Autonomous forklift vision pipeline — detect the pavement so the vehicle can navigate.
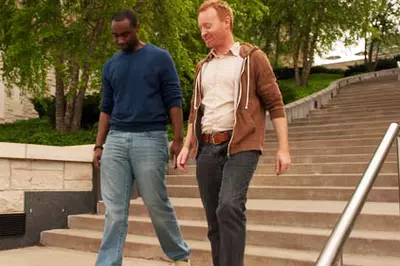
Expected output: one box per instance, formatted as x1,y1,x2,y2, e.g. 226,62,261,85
0,246,173,266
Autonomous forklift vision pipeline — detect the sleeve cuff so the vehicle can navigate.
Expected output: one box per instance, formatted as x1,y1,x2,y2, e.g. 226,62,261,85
269,108,286,120
167,99,182,110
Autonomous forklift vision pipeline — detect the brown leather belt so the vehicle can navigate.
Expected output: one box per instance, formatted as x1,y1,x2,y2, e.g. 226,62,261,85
200,131,232,144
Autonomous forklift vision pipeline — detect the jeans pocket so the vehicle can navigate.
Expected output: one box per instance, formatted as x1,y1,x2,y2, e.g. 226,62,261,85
144,130,167,139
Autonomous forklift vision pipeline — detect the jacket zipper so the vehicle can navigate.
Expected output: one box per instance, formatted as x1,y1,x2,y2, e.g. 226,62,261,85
227,56,248,157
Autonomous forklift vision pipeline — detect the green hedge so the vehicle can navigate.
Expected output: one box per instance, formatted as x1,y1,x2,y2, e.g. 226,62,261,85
0,118,97,146
344,54,400,77
274,66,345,80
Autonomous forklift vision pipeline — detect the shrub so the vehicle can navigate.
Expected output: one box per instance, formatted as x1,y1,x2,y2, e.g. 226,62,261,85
344,54,400,77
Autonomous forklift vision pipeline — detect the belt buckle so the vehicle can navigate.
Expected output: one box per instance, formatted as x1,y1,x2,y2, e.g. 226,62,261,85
211,132,217,144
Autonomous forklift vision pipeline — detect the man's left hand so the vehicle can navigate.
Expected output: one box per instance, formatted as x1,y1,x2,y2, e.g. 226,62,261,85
170,139,184,168
275,149,291,175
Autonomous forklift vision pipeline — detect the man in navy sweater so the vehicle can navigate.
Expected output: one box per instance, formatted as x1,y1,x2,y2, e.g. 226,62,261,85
93,9,191,266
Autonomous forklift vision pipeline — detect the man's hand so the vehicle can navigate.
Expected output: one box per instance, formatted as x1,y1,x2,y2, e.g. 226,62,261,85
93,148,103,169
170,139,183,168
275,149,291,175
177,146,190,172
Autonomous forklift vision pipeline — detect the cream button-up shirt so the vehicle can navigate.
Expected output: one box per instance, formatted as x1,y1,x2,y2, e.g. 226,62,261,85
201,42,241,134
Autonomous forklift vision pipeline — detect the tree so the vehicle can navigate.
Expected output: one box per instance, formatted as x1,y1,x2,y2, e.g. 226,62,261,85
363,0,400,70
0,0,200,131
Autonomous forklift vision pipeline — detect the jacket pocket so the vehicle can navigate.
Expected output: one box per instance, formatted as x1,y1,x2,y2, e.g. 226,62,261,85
233,109,256,144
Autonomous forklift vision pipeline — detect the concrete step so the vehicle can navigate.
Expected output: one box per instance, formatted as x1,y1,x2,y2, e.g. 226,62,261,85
265,137,384,148
329,97,400,107
262,145,396,156
0,246,171,266
267,128,390,138
326,100,400,110
336,81,398,92
257,154,397,164
287,121,398,131
165,185,399,202
310,104,400,115
305,109,400,119
166,173,399,187
284,123,395,135
290,114,399,126
169,162,398,175
335,87,400,97
98,198,400,232
336,91,400,98
40,228,400,266
266,132,387,141
68,215,400,257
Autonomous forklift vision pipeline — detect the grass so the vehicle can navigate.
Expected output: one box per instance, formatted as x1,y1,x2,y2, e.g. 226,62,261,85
279,73,343,103
0,73,343,146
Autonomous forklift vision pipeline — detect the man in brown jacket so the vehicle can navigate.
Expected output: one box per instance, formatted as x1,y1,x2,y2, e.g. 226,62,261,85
177,1,291,266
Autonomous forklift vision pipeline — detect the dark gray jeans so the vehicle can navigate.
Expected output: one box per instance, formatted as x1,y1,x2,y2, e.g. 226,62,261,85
196,141,260,266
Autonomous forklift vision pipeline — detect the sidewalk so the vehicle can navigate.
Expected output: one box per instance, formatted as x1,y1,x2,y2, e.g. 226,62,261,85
0,246,172,266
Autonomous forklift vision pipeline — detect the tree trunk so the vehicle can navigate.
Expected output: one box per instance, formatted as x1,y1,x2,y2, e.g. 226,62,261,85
301,32,318,87
54,0,67,132
55,55,66,132
300,31,310,86
64,58,80,131
273,23,281,69
289,19,301,86
70,65,90,131
373,41,381,71
367,40,375,71
69,17,104,132
364,37,368,64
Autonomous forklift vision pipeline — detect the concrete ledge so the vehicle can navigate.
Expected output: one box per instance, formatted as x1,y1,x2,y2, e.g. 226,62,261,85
266,68,400,129
0,143,92,162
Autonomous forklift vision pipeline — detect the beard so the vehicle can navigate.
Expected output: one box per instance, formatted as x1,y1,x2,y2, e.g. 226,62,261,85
120,38,139,52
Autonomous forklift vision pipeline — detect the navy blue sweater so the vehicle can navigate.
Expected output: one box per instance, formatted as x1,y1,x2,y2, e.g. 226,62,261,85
101,44,182,132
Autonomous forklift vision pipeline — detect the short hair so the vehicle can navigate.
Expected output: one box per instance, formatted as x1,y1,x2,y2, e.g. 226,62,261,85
111,9,138,26
199,0,234,30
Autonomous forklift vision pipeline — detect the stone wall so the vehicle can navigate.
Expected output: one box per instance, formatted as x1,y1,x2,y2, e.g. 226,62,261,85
0,81,38,124
0,143,93,214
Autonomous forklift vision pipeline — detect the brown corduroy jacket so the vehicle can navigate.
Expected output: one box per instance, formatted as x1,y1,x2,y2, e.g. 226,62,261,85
188,43,286,157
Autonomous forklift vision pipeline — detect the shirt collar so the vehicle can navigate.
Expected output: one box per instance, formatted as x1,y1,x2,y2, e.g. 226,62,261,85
210,42,241,58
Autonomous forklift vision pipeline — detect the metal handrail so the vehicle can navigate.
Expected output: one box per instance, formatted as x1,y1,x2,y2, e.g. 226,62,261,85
397,61,400,80
316,122,400,266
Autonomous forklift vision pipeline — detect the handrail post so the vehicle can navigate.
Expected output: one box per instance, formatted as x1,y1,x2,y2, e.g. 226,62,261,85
397,136,400,215
397,61,400,81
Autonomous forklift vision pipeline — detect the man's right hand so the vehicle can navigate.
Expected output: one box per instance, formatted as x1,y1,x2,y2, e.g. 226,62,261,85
93,148,103,169
177,146,190,172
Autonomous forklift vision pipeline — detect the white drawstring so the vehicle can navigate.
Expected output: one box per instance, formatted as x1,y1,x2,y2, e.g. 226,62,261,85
245,56,250,109
193,73,200,110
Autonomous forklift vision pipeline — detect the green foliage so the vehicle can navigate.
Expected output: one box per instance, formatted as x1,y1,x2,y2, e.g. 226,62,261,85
0,118,96,146
0,0,203,131
1,0,399,133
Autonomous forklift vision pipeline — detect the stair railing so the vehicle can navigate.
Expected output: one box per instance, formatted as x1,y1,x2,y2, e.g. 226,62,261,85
397,61,400,80
315,122,400,266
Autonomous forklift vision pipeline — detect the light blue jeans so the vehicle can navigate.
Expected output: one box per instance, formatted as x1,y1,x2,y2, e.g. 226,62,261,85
95,130,191,266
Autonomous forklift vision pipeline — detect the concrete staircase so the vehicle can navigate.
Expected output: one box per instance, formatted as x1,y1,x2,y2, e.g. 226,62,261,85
40,76,400,265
